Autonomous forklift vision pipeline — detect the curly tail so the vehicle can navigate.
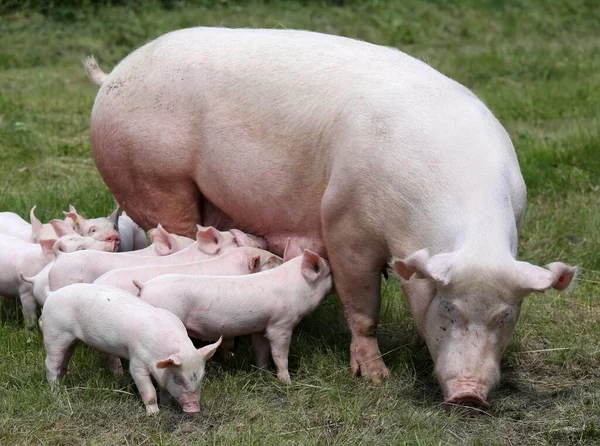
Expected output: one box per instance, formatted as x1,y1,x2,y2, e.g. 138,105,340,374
19,272,35,285
83,55,108,86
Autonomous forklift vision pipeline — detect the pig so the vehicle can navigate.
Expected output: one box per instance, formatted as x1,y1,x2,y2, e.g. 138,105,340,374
94,247,283,294
41,283,222,414
0,211,34,242
0,226,116,328
135,249,332,384
49,226,256,291
121,224,194,257
85,28,576,407
64,204,120,247
118,211,148,252
19,222,118,312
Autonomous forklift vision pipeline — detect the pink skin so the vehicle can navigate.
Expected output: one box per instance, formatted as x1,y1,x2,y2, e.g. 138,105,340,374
95,247,282,294
41,284,221,415
87,28,577,405
137,249,332,384
0,212,34,242
48,226,259,291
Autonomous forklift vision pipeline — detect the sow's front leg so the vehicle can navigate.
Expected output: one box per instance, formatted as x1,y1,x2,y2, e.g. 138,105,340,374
322,192,391,383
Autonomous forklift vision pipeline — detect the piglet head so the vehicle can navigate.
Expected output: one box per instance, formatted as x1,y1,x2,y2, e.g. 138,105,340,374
156,337,222,413
64,205,120,248
394,249,577,412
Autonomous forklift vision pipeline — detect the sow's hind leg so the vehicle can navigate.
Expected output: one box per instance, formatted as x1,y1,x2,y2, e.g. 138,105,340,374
92,127,203,239
105,174,202,239
321,189,391,383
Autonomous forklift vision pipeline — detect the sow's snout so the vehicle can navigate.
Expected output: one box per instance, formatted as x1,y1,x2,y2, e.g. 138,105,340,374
443,379,490,412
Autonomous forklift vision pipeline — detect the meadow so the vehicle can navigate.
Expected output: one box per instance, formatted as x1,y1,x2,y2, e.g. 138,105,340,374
0,1,599,444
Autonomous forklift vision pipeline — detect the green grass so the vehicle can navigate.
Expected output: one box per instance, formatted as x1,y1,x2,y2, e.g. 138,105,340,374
1,1,599,444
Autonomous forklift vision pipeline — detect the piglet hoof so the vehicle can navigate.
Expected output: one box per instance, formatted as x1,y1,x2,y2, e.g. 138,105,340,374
145,404,160,416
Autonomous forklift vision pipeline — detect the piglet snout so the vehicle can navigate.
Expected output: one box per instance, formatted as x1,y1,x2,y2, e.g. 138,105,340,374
443,379,490,412
180,393,200,413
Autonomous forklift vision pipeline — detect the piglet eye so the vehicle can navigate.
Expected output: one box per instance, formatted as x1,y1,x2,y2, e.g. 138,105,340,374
173,375,184,386
90,228,96,233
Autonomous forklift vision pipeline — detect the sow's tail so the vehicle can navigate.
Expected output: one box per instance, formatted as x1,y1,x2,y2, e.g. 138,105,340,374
83,55,107,86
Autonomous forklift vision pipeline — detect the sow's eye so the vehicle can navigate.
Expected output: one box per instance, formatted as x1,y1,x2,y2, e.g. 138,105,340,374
439,301,464,324
492,308,514,328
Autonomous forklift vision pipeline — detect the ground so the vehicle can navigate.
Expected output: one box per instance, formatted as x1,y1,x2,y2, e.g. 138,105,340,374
0,1,599,444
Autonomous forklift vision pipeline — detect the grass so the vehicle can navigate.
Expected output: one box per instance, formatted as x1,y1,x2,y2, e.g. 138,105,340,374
1,1,599,444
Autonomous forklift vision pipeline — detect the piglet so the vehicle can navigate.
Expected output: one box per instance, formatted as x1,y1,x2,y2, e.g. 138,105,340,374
94,247,283,295
135,249,332,383
41,283,222,414
0,211,33,242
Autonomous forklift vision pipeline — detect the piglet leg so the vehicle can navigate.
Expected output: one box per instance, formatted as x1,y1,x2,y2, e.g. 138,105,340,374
266,328,292,384
130,361,159,415
252,332,270,370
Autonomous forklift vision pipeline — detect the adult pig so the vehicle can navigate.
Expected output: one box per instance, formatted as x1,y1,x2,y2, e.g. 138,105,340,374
41,283,222,414
94,247,282,294
86,28,576,407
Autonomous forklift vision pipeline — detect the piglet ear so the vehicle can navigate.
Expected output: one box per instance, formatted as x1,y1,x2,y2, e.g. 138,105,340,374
30,206,43,242
394,249,454,286
156,355,182,369
64,209,86,233
149,224,175,256
40,239,57,260
230,229,268,249
248,254,261,273
198,336,222,361
50,219,76,237
108,200,120,228
196,226,223,255
516,261,577,294
301,249,323,282
265,255,283,270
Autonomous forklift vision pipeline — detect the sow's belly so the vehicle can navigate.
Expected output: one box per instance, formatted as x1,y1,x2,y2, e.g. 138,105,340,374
194,143,329,259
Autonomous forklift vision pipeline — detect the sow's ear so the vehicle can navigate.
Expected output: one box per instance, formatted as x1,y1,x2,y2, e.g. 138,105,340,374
301,249,324,282
198,336,222,361
515,261,577,294
393,248,454,286
156,354,182,369
196,226,223,255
